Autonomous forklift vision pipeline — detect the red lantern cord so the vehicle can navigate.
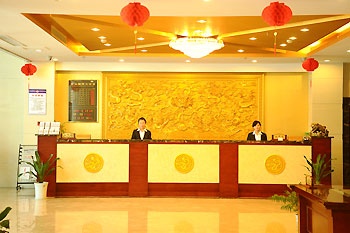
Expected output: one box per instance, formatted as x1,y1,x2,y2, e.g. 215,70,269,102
120,2,150,54
21,63,37,89
273,32,277,54
262,2,292,56
134,30,137,54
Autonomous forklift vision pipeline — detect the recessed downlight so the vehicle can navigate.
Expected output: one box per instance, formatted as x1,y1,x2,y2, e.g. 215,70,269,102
91,28,100,32
104,43,111,47
137,37,145,41
289,36,297,40
300,28,309,32
119,59,125,62
140,49,148,52
249,37,257,41
324,59,330,62
280,43,287,47
237,49,245,53
252,60,257,63
197,19,207,24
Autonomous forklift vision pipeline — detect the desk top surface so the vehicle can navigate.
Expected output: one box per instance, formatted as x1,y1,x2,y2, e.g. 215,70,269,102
56,138,311,145
292,184,350,209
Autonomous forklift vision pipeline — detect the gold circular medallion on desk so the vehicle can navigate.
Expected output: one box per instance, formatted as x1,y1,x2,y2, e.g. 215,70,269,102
84,153,104,173
174,154,194,174
265,155,286,175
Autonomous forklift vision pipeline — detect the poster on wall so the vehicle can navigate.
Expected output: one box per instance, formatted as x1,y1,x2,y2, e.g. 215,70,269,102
68,80,97,122
28,89,47,115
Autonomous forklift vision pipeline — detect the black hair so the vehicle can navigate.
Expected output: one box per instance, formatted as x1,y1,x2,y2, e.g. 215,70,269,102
138,117,147,123
252,120,261,127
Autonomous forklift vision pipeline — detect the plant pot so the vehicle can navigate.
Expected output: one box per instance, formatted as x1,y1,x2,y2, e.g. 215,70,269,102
34,182,48,199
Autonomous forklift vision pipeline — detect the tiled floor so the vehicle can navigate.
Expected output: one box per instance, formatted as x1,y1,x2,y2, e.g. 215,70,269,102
1,188,298,233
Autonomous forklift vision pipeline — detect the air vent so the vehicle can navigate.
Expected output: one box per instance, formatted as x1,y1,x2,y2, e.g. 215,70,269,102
0,35,26,46
51,26,67,44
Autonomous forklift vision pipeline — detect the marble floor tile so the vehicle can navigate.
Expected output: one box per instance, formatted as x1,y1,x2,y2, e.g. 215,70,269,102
0,188,298,233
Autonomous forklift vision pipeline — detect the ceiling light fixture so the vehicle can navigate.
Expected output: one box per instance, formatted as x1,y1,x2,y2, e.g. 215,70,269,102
169,36,224,58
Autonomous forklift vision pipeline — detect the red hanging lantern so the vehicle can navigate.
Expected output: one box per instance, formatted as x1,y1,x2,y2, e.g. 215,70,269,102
262,2,292,26
302,58,319,71
120,2,150,27
21,63,37,76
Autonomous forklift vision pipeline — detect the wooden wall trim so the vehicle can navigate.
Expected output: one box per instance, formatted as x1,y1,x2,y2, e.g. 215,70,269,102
129,142,148,196
219,143,238,197
56,183,128,196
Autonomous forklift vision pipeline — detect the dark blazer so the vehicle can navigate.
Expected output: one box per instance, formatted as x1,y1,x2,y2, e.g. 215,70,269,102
131,129,152,140
247,132,267,141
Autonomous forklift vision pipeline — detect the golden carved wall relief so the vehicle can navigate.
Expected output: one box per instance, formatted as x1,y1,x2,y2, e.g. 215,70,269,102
103,73,262,140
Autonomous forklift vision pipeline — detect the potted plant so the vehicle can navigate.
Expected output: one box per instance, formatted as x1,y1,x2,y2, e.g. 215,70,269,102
304,154,334,185
271,190,298,213
271,190,299,230
18,151,60,199
0,207,11,233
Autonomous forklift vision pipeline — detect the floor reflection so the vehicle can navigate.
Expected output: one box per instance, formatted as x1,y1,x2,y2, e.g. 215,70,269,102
0,188,298,233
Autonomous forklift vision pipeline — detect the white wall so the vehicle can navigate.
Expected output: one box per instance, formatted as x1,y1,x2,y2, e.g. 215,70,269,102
0,50,25,187
23,62,56,145
311,63,344,185
0,49,55,187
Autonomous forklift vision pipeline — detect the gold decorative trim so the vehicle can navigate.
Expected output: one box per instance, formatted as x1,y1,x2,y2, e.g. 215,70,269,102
174,154,194,174
265,155,285,175
84,153,104,173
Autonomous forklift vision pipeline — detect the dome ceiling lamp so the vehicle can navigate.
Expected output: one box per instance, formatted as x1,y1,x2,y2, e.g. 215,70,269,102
169,35,224,59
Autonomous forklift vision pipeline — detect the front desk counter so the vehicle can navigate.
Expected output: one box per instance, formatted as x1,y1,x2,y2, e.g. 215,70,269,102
292,184,350,233
37,136,331,198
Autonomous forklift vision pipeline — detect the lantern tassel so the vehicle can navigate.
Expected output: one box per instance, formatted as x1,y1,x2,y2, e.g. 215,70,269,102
273,32,277,55
134,30,137,54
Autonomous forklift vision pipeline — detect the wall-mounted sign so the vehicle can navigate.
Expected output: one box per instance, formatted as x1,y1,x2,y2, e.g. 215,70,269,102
28,89,46,115
69,80,97,122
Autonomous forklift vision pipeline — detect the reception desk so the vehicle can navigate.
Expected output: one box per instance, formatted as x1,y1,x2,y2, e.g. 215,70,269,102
37,136,331,198
292,184,350,233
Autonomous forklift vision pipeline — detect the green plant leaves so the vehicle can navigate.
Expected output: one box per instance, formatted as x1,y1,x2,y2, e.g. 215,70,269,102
18,151,60,183
271,191,298,212
0,207,11,232
304,154,334,184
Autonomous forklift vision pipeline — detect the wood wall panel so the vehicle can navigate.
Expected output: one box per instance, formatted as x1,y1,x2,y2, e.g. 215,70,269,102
148,183,219,197
129,142,148,196
238,184,288,197
37,135,58,197
219,143,238,197
56,183,128,196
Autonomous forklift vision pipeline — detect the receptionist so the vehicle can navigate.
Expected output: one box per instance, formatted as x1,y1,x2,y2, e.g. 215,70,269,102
247,120,267,141
131,117,152,140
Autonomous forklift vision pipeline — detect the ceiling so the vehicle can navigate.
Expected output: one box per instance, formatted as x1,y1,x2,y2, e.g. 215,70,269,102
0,0,349,64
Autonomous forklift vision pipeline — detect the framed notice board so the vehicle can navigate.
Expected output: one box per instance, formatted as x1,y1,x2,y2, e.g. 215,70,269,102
68,80,97,122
